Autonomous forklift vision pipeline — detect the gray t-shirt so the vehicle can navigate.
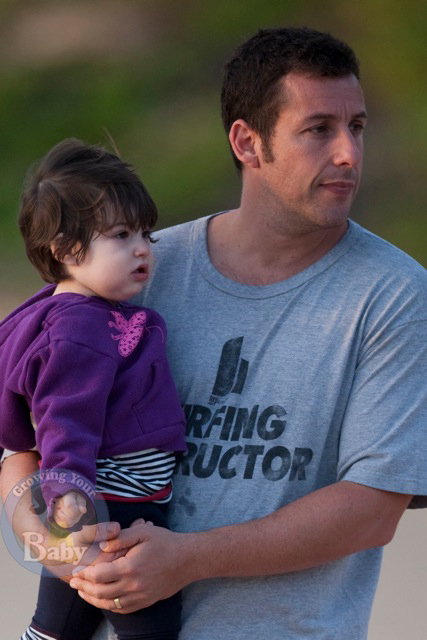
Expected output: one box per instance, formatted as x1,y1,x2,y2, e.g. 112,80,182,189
101,214,427,640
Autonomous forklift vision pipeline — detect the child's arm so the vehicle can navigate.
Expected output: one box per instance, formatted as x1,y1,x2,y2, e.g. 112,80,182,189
29,340,118,520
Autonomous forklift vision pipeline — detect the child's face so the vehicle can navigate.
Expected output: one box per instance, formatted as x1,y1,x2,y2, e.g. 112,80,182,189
61,224,154,302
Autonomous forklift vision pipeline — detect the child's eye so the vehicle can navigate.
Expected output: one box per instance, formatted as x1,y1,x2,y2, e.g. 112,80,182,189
115,230,129,239
142,230,156,243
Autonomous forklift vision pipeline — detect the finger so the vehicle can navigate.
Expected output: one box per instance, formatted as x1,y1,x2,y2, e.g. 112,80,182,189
71,555,126,583
70,575,126,600
100,523,151,552
130,518,153,527
77,521,120,544
91,547,129,565
130,518,146,527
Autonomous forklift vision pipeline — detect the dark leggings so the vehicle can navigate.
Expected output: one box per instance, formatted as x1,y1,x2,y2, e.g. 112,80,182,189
30,501,181,640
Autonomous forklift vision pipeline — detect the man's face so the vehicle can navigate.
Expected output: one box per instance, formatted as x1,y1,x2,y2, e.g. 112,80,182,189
254,72,367,235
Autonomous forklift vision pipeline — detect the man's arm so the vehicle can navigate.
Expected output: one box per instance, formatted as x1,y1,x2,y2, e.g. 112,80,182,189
1,450,43,536
69,480,412,613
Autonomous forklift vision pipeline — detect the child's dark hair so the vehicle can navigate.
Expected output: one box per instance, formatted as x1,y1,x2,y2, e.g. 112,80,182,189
221,27,360,171
19,138,158,283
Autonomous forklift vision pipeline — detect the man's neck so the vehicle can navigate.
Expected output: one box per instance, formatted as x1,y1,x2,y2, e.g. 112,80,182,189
207,209,348,286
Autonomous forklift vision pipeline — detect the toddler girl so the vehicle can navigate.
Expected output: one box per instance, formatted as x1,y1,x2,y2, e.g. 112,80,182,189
0,139,186,640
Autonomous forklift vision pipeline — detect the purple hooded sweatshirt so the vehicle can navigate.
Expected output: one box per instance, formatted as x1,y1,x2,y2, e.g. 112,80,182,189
0,285,186,515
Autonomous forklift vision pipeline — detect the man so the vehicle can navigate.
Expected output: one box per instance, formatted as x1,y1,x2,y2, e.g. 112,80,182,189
4,27,427,640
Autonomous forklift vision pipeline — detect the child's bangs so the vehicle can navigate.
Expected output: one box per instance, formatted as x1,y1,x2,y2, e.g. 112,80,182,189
96,184,157,233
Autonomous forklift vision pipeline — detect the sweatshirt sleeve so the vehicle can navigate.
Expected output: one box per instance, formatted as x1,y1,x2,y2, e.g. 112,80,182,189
27,339,117,520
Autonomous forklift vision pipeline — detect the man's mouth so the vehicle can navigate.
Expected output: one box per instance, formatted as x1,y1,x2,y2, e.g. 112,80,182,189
320,181,355,195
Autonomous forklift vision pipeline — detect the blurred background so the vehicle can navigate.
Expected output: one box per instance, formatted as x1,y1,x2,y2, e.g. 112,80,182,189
0,0,426,638
0,0,426,312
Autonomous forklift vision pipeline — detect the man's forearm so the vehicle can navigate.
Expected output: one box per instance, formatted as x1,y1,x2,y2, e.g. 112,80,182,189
1,451,43,536
1,450,40,502
180,481,411,583
68,480,412,613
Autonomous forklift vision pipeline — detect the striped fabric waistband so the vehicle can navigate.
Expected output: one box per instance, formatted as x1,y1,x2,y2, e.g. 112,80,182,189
95,448,176,503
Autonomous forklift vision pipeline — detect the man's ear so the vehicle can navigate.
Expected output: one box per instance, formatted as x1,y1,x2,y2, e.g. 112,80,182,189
228,119,261,169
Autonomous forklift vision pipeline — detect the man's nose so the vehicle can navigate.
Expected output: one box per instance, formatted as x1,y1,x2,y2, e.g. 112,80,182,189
332,129,362,167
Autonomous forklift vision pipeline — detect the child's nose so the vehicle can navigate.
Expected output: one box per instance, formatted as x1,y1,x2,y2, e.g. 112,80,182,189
135,238,151,255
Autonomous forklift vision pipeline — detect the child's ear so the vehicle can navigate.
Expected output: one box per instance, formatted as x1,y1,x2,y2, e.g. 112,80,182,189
50,236,77,266
59,252,78,266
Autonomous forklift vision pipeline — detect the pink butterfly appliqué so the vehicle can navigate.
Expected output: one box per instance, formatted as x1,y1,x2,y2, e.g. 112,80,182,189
108,311,147,357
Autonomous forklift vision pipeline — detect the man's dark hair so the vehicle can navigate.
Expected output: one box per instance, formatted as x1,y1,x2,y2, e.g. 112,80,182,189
19,138,157,283
221,27,360,170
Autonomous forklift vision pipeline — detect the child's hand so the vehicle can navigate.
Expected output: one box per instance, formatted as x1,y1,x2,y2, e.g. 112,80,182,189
53,491,87,528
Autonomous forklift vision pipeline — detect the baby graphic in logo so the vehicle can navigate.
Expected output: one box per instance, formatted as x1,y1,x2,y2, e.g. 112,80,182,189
1,470,108,577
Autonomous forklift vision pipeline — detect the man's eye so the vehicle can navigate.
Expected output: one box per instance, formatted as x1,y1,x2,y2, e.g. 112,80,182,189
310,125,327,134
350,122,365,134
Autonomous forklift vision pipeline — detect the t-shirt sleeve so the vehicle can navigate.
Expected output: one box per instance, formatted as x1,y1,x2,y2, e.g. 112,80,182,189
337,319,427,508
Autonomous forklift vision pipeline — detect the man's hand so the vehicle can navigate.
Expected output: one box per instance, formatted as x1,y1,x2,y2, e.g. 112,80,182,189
69,523,194,613
69,518,153,573
28,520,123,580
